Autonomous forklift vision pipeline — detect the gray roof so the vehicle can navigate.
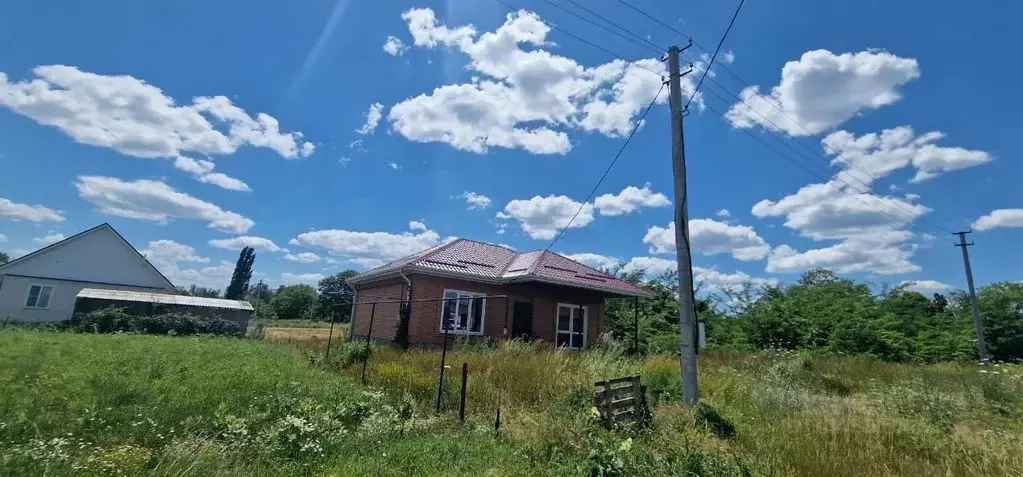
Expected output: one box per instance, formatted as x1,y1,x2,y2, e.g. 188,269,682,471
349,239,651,297
76,288,254,311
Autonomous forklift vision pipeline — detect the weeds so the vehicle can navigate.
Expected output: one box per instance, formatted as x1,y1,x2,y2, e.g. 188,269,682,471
2,329,1022,476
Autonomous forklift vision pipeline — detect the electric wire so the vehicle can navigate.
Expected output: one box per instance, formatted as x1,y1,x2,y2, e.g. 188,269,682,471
543,82,667,254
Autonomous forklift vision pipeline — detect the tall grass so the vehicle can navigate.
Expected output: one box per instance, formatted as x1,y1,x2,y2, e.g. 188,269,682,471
2,329,1021,476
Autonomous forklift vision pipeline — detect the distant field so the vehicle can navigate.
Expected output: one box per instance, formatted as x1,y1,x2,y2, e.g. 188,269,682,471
256,319,338,328
263,326,341,341
2,329,1021,476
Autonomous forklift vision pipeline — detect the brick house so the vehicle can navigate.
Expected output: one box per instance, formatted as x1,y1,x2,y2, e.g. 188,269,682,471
347,239,651,349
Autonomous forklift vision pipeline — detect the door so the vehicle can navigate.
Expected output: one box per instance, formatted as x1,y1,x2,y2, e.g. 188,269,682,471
512,301,533,339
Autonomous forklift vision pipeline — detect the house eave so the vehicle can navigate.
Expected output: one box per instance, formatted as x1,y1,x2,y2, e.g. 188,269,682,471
350,267,650,298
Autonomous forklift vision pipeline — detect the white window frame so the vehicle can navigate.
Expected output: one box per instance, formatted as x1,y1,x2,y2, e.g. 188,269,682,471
555,303,588,350
439,289,487,335
24,284,55,310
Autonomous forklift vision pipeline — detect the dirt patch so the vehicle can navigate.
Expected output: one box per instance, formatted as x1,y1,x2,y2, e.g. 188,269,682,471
264,327,338,342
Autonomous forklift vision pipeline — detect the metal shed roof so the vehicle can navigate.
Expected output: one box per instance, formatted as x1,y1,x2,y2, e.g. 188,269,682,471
76,288,254,311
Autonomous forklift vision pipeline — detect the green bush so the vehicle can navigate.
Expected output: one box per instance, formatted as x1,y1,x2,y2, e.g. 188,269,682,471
69,307,245,337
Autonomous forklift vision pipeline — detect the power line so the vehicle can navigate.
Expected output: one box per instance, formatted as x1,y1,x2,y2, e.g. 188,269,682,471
698,78,956,234
537,0,664,55
616,0,961,232
491,0,665,79
685,0,745,109
544,82,667,254
556,0,666,52
697,84,948,238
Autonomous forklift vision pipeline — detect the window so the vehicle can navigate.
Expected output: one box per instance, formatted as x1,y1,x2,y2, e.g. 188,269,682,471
25,285,53,309
556,304,587,349
440,290,486,335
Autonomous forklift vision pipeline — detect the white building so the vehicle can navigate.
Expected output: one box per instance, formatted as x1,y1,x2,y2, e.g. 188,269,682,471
0,223,176,322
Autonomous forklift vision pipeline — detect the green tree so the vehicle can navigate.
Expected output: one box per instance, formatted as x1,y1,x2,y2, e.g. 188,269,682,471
977,282,1023,361
247,280,272,302
0,251,9,265
224,247,255,300
315,270,358,322
270,284,318,321
186,285,221,298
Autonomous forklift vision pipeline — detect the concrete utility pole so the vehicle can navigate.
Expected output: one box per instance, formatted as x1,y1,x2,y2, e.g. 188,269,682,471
667,45,699,405
955,230,989,362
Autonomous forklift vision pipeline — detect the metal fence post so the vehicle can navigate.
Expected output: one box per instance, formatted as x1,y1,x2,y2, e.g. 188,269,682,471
436,298,451,412
325,311,335,362
459,362,468,422
361,303,376,384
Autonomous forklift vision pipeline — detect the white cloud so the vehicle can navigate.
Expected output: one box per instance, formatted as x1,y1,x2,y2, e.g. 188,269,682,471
747,125,990,275
348,257,386,269
694,266,778,293
900,279,953,295
356,102,384,135
722,50,736,64
456,191,492,210
751,181,929,242
766,231,920,275
279,272,327,286
32,233,66,246
387,8,699,155
209,236,283,252
0,233,6,243
563,252,619,270
716,209,731,218
173,156,251,192
823,127,991,185
643,219,770,261
498,194,594,240
383,35,409,56
974,209,1023,231
289,222,442,267
284,252,321,263
725,49,920,136
143,239,209,266
621,256,676,276
0,66,314,187
387,162,400,170
408,221,428,232
8,248,31,260
593,183,670,216
0,197,64,223
75,176,255,233
142,239,234,289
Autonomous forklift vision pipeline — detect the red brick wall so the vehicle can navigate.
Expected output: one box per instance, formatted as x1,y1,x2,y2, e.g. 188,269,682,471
406,275,606,348
352,278,406,341
406,275,517,345
507,283,604,348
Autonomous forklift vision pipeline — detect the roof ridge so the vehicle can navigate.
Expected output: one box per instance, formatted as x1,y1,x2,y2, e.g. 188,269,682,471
408,238,465,266
0,223,107,272
0,223,175,289
523,249,549,278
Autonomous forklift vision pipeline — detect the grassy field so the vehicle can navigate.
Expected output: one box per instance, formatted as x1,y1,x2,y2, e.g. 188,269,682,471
1,330,1021,476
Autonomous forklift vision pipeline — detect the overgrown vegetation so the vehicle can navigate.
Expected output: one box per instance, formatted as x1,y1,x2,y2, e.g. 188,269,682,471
69,307,245,337
1,329,1021,475
606,268,1023,363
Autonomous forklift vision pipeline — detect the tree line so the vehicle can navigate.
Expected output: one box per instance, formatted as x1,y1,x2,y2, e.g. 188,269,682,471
173,246,358,323
605,267,1023,363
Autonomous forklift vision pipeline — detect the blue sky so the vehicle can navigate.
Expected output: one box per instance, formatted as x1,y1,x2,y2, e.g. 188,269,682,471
1,0,1020,294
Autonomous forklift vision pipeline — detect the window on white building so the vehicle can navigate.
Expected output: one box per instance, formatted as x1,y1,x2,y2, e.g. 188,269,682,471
25,285,53,309
440,289,486,334
556,304,587,349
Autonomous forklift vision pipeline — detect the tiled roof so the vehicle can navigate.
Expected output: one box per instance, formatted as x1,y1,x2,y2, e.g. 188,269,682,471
350,239,651,297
